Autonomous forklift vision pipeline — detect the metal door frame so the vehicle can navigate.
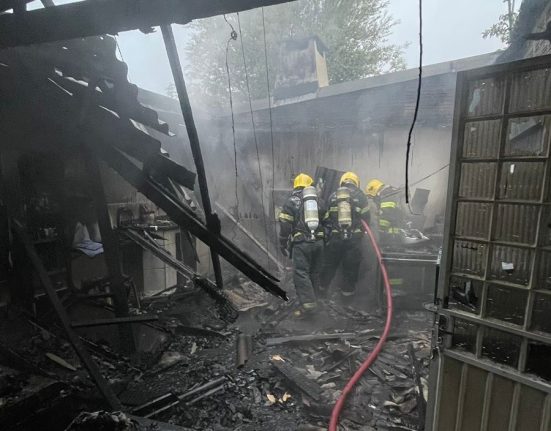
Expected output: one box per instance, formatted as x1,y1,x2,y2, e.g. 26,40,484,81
427,53,551,431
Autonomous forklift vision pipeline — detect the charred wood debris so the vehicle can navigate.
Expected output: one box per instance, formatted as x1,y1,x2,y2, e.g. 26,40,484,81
0,275,431,431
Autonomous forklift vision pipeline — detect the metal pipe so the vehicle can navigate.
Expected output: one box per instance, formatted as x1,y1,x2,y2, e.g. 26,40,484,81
186,384,225,406
138,376,228,418
161,24,224,291
177,376,227,401
382,258,438,264
433,247,442,305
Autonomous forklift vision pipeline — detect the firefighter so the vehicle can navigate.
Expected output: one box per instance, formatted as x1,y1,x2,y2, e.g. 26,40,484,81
278,173,325,317
321,171,370,298
365,179,405,247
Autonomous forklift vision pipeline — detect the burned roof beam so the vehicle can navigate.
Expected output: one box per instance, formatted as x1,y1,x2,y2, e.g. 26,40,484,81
0,0,295,49
92,143,285,300
161,24,224,290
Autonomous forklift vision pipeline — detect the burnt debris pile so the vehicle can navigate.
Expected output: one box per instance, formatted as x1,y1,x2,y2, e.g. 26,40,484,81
0,278,431,430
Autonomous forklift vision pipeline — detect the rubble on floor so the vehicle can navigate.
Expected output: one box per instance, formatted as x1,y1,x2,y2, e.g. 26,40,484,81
0,281,432,430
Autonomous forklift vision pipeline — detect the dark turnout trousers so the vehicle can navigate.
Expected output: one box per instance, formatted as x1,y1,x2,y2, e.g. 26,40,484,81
321,235,363,295
292,240,324,308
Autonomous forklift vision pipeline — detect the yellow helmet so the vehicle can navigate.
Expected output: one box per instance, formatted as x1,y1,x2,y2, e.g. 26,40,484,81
340,171,360,188
365,179,384,197
293,173,313,189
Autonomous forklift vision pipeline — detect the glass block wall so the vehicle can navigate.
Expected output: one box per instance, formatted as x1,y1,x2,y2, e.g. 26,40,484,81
446,65,551,383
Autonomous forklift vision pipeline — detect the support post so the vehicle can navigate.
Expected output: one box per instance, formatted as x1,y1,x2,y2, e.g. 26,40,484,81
84,151,136,354
161,24,224,290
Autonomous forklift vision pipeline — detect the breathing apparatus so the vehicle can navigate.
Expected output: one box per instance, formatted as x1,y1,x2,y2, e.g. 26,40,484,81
302,185,319,240
336,186,352,239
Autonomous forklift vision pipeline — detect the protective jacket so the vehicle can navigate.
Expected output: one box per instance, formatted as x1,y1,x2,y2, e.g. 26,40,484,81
376,185,404,235
324,184,370,240
278,188,325,249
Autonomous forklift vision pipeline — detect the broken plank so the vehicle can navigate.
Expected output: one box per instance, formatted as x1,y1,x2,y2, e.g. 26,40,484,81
272,359,322,401
266,332,356,346
71,315,159,328
45,352,77,371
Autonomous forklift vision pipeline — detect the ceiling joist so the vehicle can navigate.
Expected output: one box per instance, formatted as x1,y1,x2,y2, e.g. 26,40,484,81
0,0,294,49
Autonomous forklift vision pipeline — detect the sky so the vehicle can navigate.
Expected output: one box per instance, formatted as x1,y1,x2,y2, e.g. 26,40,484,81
27,0,512,95
387,0,507,66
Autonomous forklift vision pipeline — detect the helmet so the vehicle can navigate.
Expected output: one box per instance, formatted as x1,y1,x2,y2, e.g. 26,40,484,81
293,173,313,189
365,179,384,197
340,171,360,188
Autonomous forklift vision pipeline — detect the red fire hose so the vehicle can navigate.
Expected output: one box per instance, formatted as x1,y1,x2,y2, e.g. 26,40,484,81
328,220,394,430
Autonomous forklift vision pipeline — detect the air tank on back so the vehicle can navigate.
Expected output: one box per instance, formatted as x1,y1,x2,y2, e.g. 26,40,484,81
303,186,319,240
336,186,352,238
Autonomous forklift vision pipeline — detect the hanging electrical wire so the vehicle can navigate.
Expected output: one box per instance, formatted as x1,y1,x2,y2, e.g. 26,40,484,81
405,0,423,205
384,163,449,199
223,14,240,222
236,12,271,253
261,7,278,259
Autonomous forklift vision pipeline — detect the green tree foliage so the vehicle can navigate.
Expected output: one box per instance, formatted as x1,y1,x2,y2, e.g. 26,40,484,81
184,0,406,105
482,0,518,45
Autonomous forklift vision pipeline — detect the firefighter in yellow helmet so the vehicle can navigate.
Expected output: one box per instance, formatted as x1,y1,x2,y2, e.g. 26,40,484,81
365,179,405,247
320,171,370,299
278,173,325,317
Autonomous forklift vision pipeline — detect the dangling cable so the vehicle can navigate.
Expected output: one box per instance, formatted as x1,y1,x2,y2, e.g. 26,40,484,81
405,0,423,206
237,12,271,255
223,15,240,223
261,7,278,264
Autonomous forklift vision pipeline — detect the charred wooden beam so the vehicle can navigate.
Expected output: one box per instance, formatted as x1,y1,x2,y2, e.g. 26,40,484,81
144,154,196,191
161,24,224,290
11,219,122,410
49,75,171,137
71,315,159,328
266,332,357,346
0,0,295,48
272,358,323,401
84,150,136,354
98,137,286,300
120,228,238,321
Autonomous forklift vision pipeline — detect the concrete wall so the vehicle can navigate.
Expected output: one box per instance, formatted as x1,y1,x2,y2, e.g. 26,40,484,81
192,74,457,256
136,71,461,274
